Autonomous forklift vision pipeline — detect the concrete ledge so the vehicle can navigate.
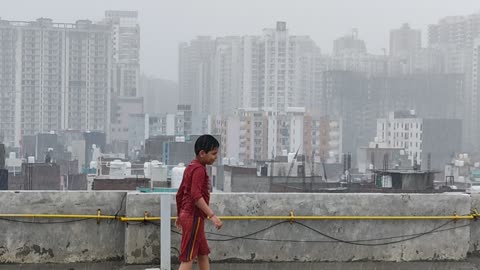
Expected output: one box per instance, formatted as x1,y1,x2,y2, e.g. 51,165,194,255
0,191,126,263
0,191,475,264
5,260,480,270
470,193,480,255
125,192,472,263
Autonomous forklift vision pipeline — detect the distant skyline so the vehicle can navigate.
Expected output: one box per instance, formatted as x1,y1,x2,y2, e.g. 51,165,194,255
2,0,479,81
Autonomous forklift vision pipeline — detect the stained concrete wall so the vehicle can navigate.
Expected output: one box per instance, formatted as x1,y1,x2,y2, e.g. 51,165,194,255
470,193,480,255
0,191,476,264
125,192,472,263
124,193,164,264
0,191,126,263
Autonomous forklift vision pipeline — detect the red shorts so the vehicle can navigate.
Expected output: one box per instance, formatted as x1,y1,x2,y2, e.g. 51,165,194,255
179,213,210,262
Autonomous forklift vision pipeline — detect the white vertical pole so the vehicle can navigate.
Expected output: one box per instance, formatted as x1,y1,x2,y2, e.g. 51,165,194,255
160,193,171,270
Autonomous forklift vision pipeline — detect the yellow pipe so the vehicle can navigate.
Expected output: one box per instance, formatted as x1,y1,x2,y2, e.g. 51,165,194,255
119,214,477,222
0,213,477,222
0,214,117,219
218,215,475,220
120,216,161,221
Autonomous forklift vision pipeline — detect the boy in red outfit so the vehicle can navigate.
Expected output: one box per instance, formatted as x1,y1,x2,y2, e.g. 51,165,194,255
175,135,223,270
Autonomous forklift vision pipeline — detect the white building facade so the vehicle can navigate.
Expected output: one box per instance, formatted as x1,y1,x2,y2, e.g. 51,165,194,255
0,18,112,147
376,111,423,166
104,10,140,97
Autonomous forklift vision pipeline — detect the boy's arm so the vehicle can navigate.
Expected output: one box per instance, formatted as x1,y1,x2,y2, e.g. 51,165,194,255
175,189,182,217
195,197,222,229
194,197,214,218
175,181,185,217
191,169,222,229
191,169,213,216
175,184,185,230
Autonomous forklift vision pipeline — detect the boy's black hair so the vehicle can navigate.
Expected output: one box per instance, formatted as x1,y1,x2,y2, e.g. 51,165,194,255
194,134,220,156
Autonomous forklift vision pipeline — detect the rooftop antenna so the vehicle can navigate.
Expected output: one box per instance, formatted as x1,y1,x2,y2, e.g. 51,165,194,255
383,153,389,171
370,151,375,170
310,150,315,178
310,150,315,191
427,152,431,171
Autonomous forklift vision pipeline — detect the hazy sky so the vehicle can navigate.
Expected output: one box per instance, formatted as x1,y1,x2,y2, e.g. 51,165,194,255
2,0,479,81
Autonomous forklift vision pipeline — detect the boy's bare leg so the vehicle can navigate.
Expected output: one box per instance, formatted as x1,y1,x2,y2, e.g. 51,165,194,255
198,255,210,270
178,260,193,270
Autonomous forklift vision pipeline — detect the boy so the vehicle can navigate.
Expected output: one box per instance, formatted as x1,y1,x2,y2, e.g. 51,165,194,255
175,135,223,270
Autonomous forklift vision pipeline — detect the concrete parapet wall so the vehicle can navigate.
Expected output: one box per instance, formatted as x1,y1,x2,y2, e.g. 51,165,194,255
470,194,480,255
124,193,163,264
0,191,476,264
0,191,126,263
125,192,472,263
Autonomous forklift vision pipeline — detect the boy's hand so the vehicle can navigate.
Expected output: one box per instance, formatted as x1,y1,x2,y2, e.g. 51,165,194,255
175,217,181,230
211,215,223,230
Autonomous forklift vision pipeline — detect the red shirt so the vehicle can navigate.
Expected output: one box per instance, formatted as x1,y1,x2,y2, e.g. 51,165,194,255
176,159,210,218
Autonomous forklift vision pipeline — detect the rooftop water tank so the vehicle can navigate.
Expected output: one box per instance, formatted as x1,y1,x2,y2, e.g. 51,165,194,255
109,160,125,179
454,160,465,167
144,162,151,178
89,161,97,169
171,163,186,189
229,157,238,166
150,160,167,182
222,157,229,165
124,162,132,177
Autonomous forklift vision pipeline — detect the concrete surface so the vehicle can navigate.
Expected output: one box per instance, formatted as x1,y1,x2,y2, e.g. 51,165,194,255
0,191,477,265
470,193,480,256
0,191,126,263
126,192,472,263
4,260,480,270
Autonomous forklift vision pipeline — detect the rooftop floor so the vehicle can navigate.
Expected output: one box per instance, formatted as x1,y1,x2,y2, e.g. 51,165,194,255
5,259,480,270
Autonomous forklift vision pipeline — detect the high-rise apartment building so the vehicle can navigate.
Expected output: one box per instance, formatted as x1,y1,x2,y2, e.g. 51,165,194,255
332,29,367,56
376,111,462,170
104,11,140,97
239,36,263,110
470,38,480,151
179,22,323,161
261,22,294,112
258,23,320,113
322,70,371,161
429,12,480,150
330,30,387,78
0,18,112,147
178,36,215,114
181,22,322,117
212,36,243,116
428,13,480,54
389,23,421,58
